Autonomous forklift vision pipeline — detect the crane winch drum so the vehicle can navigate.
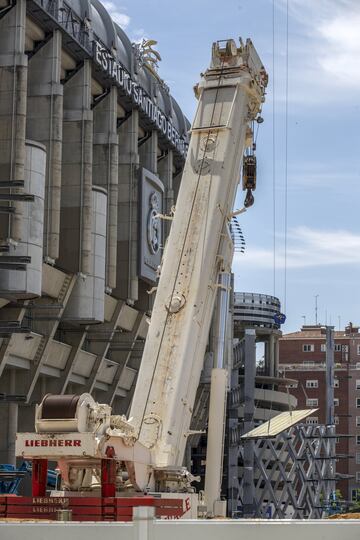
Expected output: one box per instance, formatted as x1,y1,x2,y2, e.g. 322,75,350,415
35,393,111,434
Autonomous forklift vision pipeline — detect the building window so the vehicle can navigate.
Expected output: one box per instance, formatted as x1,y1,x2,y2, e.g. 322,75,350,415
336,437,340,444
357,398,360,408
321,344,326,352
334,379,339,388
356,453,360,465
334,398,339,407
357,380,360,390
303,360,315,366
334,344,348,353
356,416,360,427
306,417,318,425
357,435,360,445
306,398,318,407
357,345,360,356
357,472,360,482
306,380,318,388
335,416,339,425
303,344,314,352
352,489,360,501
357,362,360,369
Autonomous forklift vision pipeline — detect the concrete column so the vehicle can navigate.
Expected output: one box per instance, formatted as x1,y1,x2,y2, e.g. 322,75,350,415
227,369,239,517
227,274,238,516
0,0,27,242
274,336,279,376
227,363,240,517
225,273,234,372
263,340,268,373
114,111,139,302
204,367,227,516
139,130,158,173
268,333,275,377
213,273,231,369
7,370,18,465
243,329,256,517
93,87,118,290
59,60,93,275
27,30,63,263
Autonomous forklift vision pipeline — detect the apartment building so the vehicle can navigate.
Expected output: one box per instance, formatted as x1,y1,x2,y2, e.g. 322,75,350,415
279,323,360,501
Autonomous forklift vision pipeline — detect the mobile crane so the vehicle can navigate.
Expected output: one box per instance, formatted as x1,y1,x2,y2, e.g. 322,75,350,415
15,38,267,518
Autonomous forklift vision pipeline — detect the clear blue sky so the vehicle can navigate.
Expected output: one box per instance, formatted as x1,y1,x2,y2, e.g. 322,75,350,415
104,0,360,332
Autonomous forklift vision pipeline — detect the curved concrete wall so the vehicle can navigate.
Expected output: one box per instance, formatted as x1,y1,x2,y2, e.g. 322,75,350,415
0,140,46,298
63,186,107,323
234,292,281,330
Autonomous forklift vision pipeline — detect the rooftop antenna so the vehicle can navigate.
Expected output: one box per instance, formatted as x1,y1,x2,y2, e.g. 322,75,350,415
314,294,319,325
302,315,306,327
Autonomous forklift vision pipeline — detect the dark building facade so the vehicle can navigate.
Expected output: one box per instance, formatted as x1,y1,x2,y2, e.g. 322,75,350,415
0,0,189,465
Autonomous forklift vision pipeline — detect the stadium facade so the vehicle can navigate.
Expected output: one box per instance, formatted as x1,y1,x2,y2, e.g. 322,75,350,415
0,0,189,464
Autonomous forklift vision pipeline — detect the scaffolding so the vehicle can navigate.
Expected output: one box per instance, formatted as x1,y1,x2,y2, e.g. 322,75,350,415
237,422,337,519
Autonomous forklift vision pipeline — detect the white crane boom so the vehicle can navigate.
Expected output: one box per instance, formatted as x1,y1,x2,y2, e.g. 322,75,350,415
130,38,267,469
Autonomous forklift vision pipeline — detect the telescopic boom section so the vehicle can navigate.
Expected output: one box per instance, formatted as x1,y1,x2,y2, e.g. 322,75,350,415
130,39,267,468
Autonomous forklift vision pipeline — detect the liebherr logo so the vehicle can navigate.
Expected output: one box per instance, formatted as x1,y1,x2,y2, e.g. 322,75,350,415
25,439,81,447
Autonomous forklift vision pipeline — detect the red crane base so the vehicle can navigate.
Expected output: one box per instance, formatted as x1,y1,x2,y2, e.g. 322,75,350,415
0,495,184,521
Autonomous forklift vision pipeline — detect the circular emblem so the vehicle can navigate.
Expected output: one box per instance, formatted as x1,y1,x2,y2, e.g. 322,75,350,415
200,136,217,153
274,312,286,325
147,192,161,254
193,158,212,175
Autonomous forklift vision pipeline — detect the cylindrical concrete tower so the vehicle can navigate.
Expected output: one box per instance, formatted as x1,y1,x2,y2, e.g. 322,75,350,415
63,186,107,324
0,140,46,298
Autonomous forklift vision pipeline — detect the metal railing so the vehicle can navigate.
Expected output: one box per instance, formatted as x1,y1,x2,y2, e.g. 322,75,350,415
32,0,92,53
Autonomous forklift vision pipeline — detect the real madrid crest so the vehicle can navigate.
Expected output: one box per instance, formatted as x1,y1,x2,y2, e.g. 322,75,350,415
147,192,161,254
